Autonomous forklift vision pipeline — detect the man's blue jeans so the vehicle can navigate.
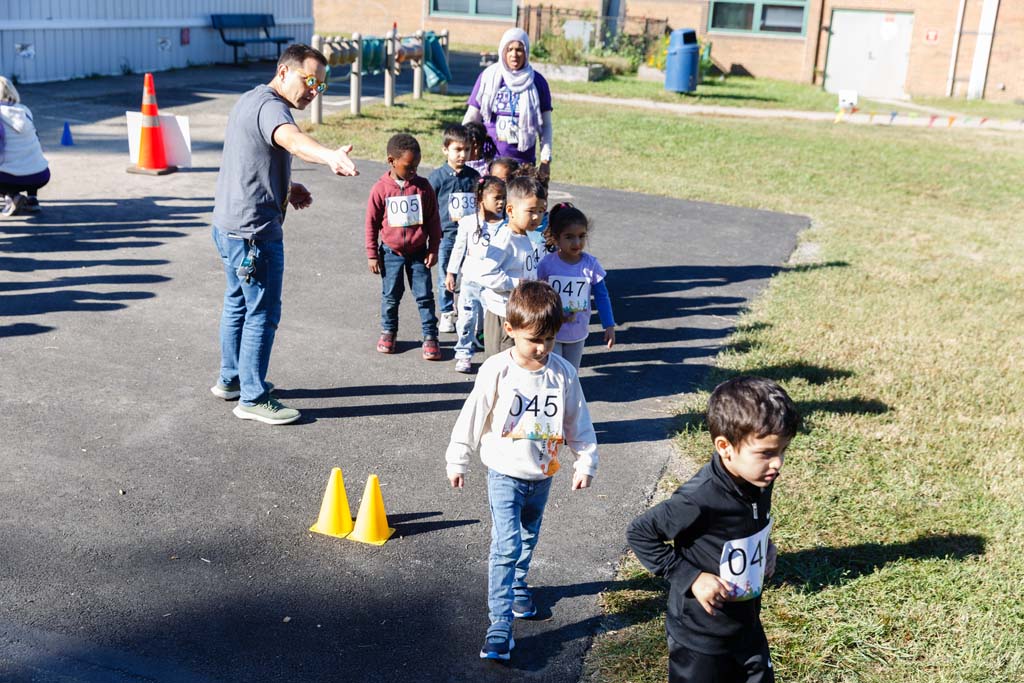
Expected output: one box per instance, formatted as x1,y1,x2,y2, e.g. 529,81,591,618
212,227,283,406
436,231,456,314
379,245,438,337
486,469,552,635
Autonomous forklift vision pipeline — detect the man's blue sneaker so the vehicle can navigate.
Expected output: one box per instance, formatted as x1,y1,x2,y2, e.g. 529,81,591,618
512,594,537,619
479,632,515,660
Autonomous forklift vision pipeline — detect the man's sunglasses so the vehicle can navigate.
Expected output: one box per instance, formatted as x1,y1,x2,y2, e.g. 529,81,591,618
298,71,328,94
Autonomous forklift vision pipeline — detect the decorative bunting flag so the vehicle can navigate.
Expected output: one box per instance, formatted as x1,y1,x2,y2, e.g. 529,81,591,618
980,117,989,125
889,111,898,125
929,115,938,127
947,116,956,127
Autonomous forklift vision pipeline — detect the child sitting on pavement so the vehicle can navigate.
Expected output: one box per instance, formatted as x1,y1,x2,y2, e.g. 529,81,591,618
446,280,598,662
365,133,443,360
627,376,799,683
428,124,480,335
445,176,507,373
474,175,546,358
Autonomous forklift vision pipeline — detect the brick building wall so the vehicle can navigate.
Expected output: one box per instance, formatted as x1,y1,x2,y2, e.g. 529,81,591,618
314,0,1020,101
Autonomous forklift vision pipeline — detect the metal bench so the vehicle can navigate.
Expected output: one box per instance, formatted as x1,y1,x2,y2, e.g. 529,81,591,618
210,14,294,64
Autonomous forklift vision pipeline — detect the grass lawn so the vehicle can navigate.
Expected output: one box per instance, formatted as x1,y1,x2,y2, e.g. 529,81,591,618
312,95,1024,682
907,94,1024,121
550,74,846,111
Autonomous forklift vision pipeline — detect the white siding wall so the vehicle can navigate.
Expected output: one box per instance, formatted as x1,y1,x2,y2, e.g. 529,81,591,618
0,0,313,83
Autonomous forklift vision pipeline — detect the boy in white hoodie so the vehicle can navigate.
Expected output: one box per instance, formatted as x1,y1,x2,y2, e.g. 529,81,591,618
474,175,546,358
446,280,598,661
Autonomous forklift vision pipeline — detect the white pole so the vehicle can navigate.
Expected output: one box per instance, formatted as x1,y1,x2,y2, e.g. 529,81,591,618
440,30,449,95
352,33,362,116
311,33,324,125
385,29,396,107
413,30,424,99
946,0,967,97
967,0,1000,100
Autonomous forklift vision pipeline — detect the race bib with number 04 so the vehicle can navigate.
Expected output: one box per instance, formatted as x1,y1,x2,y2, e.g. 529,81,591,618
501,388,563,444
386,194,423,228
718,519,773,602
449,192,475,222
548,276,591,320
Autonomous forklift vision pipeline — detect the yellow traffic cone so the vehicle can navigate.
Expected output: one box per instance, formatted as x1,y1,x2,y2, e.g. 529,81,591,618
309,468,353,538
348,475,395,545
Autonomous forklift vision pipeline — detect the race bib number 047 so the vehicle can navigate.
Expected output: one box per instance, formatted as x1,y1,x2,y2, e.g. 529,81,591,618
386,194,423,228
718,519,773,602
548,276,591,320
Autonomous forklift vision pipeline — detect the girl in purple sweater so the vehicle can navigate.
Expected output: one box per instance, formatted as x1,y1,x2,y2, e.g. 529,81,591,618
536,204,616,369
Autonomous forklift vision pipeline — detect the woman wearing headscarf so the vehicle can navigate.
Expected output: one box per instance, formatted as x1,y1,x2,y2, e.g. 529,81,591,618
463,28,552,182
0,76,50,217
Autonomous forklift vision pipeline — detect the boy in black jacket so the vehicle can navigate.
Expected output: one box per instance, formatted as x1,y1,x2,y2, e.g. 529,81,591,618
627,376,799,683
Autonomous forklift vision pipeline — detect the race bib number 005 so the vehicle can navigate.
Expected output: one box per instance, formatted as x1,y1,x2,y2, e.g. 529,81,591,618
548,276,591,320
449,192,475,222
386,194,423,228
718,519,773,602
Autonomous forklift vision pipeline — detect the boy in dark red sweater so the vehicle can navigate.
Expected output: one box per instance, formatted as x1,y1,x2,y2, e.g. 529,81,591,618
365,134,443,360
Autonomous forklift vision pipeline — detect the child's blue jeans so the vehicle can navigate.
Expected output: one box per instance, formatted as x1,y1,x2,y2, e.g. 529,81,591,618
379,245,438,338
454,280,483,359
436,231,457,314
486,468,552,635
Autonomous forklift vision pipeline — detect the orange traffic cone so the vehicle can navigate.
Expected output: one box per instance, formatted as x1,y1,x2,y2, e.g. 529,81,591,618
348,475,395,546
127,73,177,175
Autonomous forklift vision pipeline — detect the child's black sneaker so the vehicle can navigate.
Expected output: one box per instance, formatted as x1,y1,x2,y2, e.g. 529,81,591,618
479,632,514,660
512,593,537,618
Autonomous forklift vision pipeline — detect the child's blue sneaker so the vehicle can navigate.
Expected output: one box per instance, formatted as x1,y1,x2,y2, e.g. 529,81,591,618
511,593,537,619
479,632,515,660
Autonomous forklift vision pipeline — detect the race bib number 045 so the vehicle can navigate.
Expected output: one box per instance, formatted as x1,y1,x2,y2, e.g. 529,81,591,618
386,194,423,228
548,276,591,320
449,192,475,222
718,519,773,602
501,389,563,444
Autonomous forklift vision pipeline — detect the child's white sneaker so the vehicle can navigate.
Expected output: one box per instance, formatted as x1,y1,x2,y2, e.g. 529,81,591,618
439,311,457,333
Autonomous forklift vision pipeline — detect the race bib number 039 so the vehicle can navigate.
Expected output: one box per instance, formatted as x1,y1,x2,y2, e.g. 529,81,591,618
449,192,475,222
718,519,773,602
501,388,563,444
386,194,423,228
548,276,591,320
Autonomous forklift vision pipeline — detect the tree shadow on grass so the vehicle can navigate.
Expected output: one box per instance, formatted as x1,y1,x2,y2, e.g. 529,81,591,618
774,533,986,593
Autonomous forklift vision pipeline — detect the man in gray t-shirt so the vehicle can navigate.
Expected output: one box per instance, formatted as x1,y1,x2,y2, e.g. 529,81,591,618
210,44,358,425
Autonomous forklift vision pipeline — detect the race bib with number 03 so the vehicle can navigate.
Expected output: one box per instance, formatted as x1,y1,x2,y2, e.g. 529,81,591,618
449,192,475,222
548,276,591,320
495,115,518,144
385,194,423,228
718,519,773,602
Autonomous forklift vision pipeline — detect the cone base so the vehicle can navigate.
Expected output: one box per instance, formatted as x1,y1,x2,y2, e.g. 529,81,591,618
348,527,396,546
309,522,353,539
127,165,178,176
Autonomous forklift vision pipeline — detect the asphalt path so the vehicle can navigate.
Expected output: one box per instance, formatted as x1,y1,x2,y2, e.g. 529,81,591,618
0,58,807,682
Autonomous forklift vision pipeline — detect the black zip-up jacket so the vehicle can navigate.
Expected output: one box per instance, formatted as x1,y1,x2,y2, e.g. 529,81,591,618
627,452,773,654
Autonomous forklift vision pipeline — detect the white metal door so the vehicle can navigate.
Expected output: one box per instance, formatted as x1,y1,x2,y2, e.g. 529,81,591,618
824,10,914,99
